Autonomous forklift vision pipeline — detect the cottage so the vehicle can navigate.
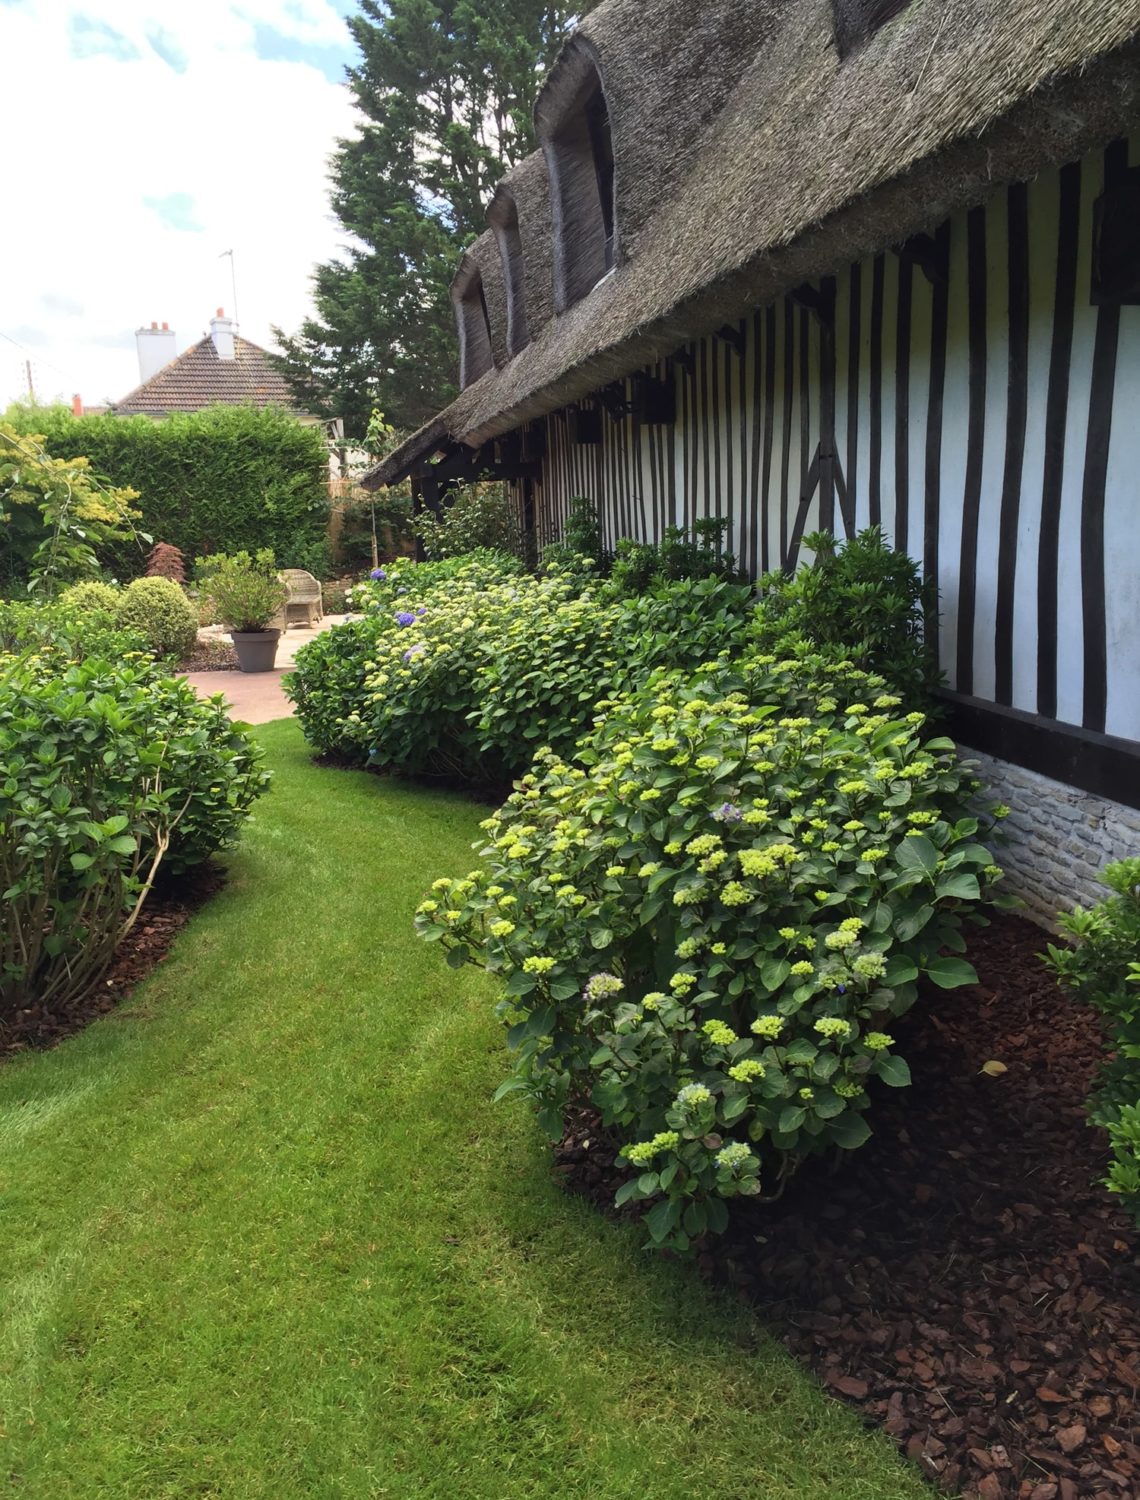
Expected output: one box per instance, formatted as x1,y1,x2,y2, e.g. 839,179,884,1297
366,0,1140,922
113,311,308,419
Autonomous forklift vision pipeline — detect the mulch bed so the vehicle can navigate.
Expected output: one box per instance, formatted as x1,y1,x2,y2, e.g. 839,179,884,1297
180,639,239,671
0,865,224,1060
554,914,1140,1499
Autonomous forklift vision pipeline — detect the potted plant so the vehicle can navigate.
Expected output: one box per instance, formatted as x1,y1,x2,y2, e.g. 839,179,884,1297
196,549,288,673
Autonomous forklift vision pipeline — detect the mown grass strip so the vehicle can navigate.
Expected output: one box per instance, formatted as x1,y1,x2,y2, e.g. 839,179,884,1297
0,720,927,1499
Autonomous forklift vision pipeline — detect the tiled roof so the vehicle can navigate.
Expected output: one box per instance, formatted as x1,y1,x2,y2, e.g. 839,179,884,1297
114,334,301,416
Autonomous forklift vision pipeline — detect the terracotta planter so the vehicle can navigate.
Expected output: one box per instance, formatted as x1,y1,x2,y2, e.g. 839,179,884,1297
229,629,281,673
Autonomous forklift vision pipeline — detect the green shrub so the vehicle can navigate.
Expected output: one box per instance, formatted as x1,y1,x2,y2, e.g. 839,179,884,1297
607,518,740,597
196,549,288,633
59,580,122,615
115,577,199,658
337,491,414,571
754,527,942,707
1044,858,1140,1221
417,647,1003,1251
287,553,524,766
0,598,147,663
476,576,755,773
0,652,270,1019
3,404,330,578
541,496,608,576
415,484,521,561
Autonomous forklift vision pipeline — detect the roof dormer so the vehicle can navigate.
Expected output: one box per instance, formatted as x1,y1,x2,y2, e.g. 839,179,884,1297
536,40,617,314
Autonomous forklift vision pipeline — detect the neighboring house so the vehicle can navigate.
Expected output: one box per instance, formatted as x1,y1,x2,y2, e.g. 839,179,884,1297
113,311,315,423
365,0,1140,923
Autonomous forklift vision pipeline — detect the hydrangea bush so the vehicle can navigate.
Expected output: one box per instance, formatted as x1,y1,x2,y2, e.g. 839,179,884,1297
289,557,754,785
0,650,269,1018
476,575,754,771
416,648,1005,1251
1044,858,1140,1222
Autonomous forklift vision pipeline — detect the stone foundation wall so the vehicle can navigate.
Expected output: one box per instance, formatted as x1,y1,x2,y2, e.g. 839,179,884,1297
960,749,1140,929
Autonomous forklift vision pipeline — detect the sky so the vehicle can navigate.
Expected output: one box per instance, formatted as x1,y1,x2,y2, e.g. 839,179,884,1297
0,0,361,410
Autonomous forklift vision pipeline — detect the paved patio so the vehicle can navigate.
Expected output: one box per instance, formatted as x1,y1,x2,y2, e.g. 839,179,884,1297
183,614,351,724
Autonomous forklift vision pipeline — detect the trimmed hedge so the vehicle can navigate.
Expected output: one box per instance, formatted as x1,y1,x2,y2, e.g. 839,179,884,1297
6,405,330,578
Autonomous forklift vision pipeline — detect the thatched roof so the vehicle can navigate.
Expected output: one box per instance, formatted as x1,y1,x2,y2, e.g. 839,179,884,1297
369,0,1140,487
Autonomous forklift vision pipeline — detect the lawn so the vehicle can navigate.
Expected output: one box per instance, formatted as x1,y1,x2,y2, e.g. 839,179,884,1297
0,720,928,1500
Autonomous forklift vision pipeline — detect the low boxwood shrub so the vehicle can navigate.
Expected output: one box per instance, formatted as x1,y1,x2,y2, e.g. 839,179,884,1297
1044,859,1140,1222
115,576,199,658
417,647,1004,1251
0,652,270,1019
59,580,122,614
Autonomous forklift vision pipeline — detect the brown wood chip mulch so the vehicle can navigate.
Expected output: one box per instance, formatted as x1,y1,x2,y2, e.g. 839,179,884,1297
180,640,239,671
0,865,224,1060
554,914,1140,1500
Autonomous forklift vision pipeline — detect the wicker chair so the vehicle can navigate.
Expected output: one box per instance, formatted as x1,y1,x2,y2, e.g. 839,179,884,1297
281,569,324,628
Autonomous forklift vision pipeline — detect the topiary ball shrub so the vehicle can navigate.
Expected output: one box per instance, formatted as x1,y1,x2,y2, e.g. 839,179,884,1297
116,576,199,659
1044,858,1140,1222
0,652,270,1020
59,580,122,616
417,647,1005,1252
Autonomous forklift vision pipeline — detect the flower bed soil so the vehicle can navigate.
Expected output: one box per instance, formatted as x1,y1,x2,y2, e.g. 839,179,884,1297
180,639,239,671
0,865,224,1060
554,914,1140,1499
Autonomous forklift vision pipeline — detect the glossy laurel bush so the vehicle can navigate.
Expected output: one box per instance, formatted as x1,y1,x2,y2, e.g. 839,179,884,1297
1044,858,1140,1222
416,646,1006,1252
0,651,270,1017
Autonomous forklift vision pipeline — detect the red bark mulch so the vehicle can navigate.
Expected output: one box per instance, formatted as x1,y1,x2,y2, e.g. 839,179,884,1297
554,914,1140,1500
0,865,224,1060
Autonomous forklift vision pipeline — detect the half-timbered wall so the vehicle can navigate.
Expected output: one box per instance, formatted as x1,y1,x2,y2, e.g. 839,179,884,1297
531,138,1140,747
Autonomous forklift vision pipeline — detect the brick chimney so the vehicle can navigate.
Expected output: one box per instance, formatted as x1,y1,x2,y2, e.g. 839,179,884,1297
135,319,177,383
71,394,83,417
210,308,235,361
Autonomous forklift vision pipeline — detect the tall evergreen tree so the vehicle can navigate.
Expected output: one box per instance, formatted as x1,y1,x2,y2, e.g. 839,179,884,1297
274,1,587,438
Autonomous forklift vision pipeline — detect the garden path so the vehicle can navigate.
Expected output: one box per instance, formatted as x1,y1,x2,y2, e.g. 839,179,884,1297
184,613,351,723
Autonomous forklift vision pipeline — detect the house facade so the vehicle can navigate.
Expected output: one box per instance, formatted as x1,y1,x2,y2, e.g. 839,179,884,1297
367,0,1140,923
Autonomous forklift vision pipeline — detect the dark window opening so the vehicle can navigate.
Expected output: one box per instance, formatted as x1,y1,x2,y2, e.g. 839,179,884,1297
832,0,912,58
585,85,615,272
1092,164,1140,306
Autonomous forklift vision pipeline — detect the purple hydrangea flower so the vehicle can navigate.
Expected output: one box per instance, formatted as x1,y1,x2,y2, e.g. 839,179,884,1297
370,567,387,581
712,802,743,824
403,643,426,662
415,606,427,616
396,611,416,627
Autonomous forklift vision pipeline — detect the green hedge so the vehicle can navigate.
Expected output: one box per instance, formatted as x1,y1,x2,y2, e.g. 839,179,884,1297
6,405,329,579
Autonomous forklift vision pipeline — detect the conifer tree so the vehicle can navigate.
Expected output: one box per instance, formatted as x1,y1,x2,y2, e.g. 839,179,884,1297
274,0,588,438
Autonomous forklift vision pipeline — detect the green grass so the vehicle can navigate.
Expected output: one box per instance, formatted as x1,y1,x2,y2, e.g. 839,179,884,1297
0,720,929,1500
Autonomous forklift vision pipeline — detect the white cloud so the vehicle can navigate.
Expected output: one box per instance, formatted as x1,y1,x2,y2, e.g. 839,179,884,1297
0,0,358,408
